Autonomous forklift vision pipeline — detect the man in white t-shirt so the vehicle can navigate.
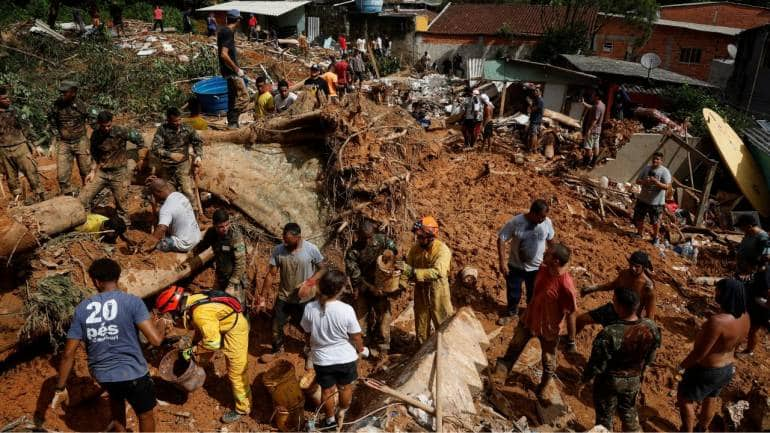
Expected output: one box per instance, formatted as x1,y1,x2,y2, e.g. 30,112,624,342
274,80,297,113
355,37,366,53
144,177,201,253
301,270,367,430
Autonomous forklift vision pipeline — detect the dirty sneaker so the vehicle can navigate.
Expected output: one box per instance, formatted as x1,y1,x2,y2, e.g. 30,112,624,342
221,410,243,424
320,417,337,430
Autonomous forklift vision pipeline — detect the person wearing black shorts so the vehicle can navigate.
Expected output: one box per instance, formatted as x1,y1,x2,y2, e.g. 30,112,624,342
633,152,671,244
301,271,369,430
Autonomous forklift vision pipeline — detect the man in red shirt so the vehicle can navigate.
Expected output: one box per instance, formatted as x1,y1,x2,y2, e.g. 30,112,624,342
494,243,578,396
334,53,351,96
338,34,347,55
248,14,259,41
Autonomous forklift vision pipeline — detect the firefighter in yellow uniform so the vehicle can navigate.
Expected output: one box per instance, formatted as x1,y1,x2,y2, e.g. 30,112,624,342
398,216,454,344
155,286,250,424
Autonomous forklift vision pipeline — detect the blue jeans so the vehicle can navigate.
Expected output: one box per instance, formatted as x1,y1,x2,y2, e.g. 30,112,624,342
505,265,538,315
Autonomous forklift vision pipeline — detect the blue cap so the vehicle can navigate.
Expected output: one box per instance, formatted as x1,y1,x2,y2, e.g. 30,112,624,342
227,9,241,18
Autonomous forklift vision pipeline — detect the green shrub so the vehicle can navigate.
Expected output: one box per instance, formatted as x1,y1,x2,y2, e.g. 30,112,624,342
665,85,753,137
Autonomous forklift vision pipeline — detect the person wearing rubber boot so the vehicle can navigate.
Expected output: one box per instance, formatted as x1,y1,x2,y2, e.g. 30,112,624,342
578,250,656,334
181,209,247,304
155,285,250,424
0,85,46,204
583,287,661,432
48,80,94,196
53,258,168,432
150,106,203,214
344,220,398,355
79,110,146,223
397,216,454,344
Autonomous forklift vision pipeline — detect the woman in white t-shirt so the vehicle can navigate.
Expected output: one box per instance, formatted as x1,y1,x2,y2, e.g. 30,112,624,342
301,270,367,430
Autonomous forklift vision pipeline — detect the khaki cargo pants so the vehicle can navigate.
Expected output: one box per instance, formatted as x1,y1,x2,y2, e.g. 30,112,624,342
0,143,44,197
79,166,129,217
56,136,92,195
159,159,198,212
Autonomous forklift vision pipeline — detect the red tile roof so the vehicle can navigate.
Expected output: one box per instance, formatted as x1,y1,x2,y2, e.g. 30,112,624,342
425,4,598,36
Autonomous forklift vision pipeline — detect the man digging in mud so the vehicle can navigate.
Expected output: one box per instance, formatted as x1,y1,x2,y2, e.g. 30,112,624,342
677,278,750,432
578,251,656,333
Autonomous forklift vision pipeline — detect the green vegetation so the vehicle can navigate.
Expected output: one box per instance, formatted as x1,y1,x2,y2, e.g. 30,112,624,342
0,32,217,135
0,1,187,29
665,85,754,137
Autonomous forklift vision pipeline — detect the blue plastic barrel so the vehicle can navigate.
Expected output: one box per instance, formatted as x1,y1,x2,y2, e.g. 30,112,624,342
192,76,228,115
356,0,383,13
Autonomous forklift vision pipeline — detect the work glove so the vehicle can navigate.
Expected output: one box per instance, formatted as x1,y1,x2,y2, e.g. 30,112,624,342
50,387,69,410
359,347,370,359
181,347,195,362
177,255,203,272
580,286,598,296
237,68,245,77
395,260,413,278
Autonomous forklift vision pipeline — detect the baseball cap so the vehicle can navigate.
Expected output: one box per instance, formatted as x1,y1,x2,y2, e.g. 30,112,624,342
227,9,241,18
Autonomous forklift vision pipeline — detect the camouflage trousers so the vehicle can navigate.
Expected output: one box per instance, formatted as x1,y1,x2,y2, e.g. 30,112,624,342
56,136,92,195
158,160,198,212
0,143,44,197
79,166,129,217
593,375,642,432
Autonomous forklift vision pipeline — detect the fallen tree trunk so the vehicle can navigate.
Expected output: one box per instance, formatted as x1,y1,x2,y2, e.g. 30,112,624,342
120,248,214,298
0,196,86,260
543,109,581,130
199,110,326,145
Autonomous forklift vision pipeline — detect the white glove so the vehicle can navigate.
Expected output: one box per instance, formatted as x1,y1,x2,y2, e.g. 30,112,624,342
51,388,69,409
359,347,370,358
237,68,245,77
194,156,202,165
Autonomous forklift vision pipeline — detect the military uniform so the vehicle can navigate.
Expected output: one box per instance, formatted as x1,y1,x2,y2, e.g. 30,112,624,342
583,318,661,432
344,234,398,350
0,107,45,202
79,125,144,217
150,123,203,211
193,224,248,305
48,97,93,195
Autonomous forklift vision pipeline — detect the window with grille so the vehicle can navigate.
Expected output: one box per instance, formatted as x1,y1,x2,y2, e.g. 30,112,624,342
679,48,702,64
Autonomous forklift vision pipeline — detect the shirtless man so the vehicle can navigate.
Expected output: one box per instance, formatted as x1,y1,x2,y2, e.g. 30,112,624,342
677,278,750,432
577,251,655,333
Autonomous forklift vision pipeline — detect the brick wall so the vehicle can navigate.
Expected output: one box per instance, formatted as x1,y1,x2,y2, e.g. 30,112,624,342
594,16,734,81
660,3,770,29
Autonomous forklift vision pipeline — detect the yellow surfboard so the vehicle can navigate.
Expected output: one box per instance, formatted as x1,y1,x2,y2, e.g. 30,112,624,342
703,108,770,217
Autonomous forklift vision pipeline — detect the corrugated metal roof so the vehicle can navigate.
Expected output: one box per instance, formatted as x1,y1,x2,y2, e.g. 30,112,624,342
198,1,309,17
744,127,770,154
483,58,597,83
424,4,598,36
560,54,716,87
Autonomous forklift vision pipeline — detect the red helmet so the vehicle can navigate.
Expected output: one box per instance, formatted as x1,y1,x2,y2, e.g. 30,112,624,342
155,285,184,313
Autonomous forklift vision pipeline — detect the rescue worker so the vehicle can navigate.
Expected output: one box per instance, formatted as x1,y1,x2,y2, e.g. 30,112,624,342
397,216,453,344
48,80,93,196
578,250,656,333
150,106,203,213
0,86,46,204
180,209,247,304
344,221,398,354
155,285,250,424
79,110,146,222
583,287,661,431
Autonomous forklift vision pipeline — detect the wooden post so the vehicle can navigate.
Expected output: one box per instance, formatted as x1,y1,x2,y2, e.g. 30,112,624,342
695,162,718,227
498,81,507,118
434,332,443,433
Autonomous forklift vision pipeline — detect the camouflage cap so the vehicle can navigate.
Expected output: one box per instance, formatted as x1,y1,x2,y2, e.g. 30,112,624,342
59,81,79,92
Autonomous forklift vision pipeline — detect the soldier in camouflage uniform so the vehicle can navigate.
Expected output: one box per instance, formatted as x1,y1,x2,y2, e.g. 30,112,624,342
48,81,94,196
0,86,46,204
150,106,203,213
185,209,248,305
79,110,146,220
583,287,661,432
344,221,398,353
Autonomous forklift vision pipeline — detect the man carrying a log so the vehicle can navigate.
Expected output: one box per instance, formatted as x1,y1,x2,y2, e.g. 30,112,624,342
143,177,201,253
181,209,247,304
48,80,94,197
345,221,398,355
80,110,145,223
257,222,326,355
52,258,168,432
0,86,46,204
578,250,656,333
218,9,248,129
150,106,203,214
155,285,251,424
496,199,555,325
494,244,577,397
397,216,454,344
677,278,749,432
633,151,671,245
583,287,661,431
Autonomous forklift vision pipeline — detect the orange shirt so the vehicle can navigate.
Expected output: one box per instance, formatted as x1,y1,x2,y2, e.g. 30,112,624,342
321,71,338,96
522,266,577,340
